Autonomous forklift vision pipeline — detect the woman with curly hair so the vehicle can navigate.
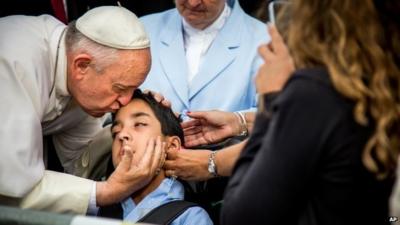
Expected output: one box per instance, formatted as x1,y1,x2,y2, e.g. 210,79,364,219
222,0,400,224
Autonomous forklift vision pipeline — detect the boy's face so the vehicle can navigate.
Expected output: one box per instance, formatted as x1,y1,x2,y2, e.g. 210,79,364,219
111,98,163,167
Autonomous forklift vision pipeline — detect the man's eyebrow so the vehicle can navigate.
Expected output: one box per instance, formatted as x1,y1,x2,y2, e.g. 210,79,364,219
113,83,136,90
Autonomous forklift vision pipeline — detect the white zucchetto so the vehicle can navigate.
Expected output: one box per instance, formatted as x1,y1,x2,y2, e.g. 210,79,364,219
76,6,150,49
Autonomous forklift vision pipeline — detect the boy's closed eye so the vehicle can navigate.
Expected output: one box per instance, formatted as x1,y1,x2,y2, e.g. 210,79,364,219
134,122,148,127
111,126,119,138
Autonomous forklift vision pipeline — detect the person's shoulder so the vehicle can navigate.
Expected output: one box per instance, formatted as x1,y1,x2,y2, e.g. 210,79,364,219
0,14,64,61
0,14,61,30
231,3,268,42
232,1,265,29
242,12,265,29
246,16,269,43
267,67,354,136
172,205,213,225
288,67,333,91
277,67,346,109
184,205,210,216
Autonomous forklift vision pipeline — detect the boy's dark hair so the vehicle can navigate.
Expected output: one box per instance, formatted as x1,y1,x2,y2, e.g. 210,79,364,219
112,89,184,142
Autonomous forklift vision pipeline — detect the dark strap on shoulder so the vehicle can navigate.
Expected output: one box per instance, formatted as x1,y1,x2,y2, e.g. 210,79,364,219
137,200,198,225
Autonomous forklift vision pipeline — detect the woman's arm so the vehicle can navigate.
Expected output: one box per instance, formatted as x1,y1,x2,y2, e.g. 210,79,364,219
181,110,255,148
164,141,246,180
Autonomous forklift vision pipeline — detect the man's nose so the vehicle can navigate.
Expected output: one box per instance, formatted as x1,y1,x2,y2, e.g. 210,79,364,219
118,93,133,106
110,101,121,111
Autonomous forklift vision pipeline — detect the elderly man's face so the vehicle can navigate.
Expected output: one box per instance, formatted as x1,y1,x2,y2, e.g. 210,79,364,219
110,98,164,168
70,48,151,117
175,0,226,30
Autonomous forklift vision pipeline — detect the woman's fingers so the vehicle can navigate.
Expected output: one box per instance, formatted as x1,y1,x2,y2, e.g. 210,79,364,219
186,111,208,120
183,125,202,135
181,118,201,129
143,89,172,108
258,44,275,62
268,23,285,52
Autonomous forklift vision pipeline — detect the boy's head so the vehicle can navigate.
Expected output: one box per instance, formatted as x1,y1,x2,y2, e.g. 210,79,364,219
110,89,183,168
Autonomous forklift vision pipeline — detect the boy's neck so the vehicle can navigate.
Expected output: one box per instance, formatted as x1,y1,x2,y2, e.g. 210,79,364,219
131,170,166,204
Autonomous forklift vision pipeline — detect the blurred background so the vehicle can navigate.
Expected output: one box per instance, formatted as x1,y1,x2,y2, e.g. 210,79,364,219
0,0,269,23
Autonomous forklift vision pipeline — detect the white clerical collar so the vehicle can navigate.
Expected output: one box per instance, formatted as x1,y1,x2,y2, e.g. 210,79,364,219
182,2,231,36
54,28,70,98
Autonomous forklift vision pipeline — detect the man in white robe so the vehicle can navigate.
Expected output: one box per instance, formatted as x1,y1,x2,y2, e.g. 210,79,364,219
0,6,164,214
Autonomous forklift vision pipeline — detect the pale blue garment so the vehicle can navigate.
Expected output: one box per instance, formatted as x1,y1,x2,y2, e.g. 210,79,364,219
122,178,213,225
139,0,270,115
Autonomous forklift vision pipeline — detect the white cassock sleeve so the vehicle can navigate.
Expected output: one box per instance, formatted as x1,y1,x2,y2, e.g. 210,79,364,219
0,63,93,213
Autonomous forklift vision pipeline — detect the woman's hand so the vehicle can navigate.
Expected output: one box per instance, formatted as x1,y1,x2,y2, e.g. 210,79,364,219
181,110,239,148
256,24,295,94
164,141,246,181
164,148,213,181
143,89,171,108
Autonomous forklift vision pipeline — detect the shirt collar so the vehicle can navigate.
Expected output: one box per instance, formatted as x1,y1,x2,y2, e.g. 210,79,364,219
182,2,231,37
121,178,185,220
54,28,70,98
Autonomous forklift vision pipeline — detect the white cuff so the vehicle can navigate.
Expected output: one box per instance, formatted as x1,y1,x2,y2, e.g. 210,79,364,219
86,182,99,215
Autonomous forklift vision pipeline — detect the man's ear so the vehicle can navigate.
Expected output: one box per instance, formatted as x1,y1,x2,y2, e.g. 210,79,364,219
70,53,92,80
166,136,181,151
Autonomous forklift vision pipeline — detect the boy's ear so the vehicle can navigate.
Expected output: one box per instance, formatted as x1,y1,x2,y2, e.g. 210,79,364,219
166,136,181,151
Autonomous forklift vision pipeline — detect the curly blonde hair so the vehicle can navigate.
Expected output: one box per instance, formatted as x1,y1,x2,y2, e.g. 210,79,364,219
285,0,400,179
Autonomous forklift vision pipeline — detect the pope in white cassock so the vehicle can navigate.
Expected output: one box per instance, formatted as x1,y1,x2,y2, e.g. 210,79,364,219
0,6,164,214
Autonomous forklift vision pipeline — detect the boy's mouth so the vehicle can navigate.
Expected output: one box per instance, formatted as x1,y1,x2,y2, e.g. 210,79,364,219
120,144,133,157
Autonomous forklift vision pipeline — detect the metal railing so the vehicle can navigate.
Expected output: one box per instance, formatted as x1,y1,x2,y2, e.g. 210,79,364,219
0,205,137,225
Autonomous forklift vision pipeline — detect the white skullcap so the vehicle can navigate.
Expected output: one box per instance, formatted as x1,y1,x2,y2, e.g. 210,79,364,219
76,6,150,49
